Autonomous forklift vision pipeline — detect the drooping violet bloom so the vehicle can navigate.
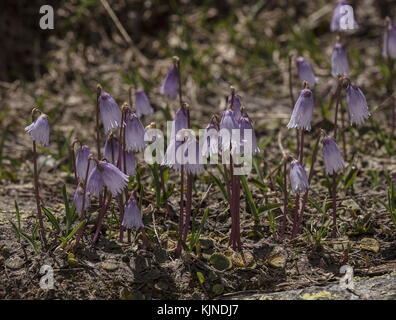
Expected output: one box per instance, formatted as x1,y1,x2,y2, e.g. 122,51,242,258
75,145,94,180
135,89,154,117
174,136,205,175
346,84,370,125
220,109,238,152
220,109,238,132
296,57,316,87
201,122,219,159
287,88,314,131
124,109,146,152
104,135,120,165
122,197,144,230
383,22,396,59
290,160,309,194
172,108,189,142
124,151,136,176
330,1,358,32
25,114,50,146
331,42,349,77
227,94,242,121
73,184,90,217
160,65,179,100
239,113,260,156
98,90,122,134
97,161,129,196
162,108,189,166
87,167,104,197
322,136,344,175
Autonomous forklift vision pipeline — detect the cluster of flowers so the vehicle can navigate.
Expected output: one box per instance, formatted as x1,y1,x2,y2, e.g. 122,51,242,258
23,1,396,249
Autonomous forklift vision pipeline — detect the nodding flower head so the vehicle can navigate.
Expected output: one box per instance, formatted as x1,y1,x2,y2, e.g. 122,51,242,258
25,113,50,147
99,90,122,134
87,166,104,197
172,107,189,141
220,109,238,152
227,94,242,121
322,136,344,175
173,135,205,175
239,112,260,155
201,122,219,159
383,21,396,59
97,161,129,196
346,84,370,125
296,57,316,87
73,184,90,217
287,88,314,131
164,108,189,166
135,89,154,117
124,109,146,152
330,0,358,32
220,109,238,132
331,42,349,77
104,134,120,165
122,196,144,230
160,65,179,100
76,145,94,180
290,160,309,194
124,150,137,176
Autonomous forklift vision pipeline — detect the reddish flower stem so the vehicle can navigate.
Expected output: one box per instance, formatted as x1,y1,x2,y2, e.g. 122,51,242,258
32,140,47,246
92,192,113,244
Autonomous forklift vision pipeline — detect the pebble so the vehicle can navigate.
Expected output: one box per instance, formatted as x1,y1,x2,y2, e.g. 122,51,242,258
101,261,119,271
5,256,24,270
359,238,380,253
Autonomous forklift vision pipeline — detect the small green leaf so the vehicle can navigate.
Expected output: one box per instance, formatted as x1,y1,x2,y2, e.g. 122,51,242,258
196,272,205,284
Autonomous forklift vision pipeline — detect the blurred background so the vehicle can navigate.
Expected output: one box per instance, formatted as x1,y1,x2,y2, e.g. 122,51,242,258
0,0,395,181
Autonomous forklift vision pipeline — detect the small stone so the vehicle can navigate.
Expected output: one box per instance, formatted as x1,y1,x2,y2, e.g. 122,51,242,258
5,256,24,270
210,253,232,271
301,291,335,300
101,261,119,271
359,238,380,253
231,251,255,268
267,247,287,269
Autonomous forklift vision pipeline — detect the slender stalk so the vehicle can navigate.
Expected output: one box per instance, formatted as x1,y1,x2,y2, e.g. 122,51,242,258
72,156,92,251
223,164,231,200
92,192,113,244
70,139,80,184
32,140,47,245
296,132,321,235
227,87,241,251
288,54,295,107
173,56,188,256
233,171,241,251
330,78,344,238
117,107,127,242
299,129,304,163
176,165,185,255
331,173,338,237
96,85,102,159
340,103,347,157
280,161,288,239
333,79,343,139
290,195,300,239
288,54,299,153
183,106,193,242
